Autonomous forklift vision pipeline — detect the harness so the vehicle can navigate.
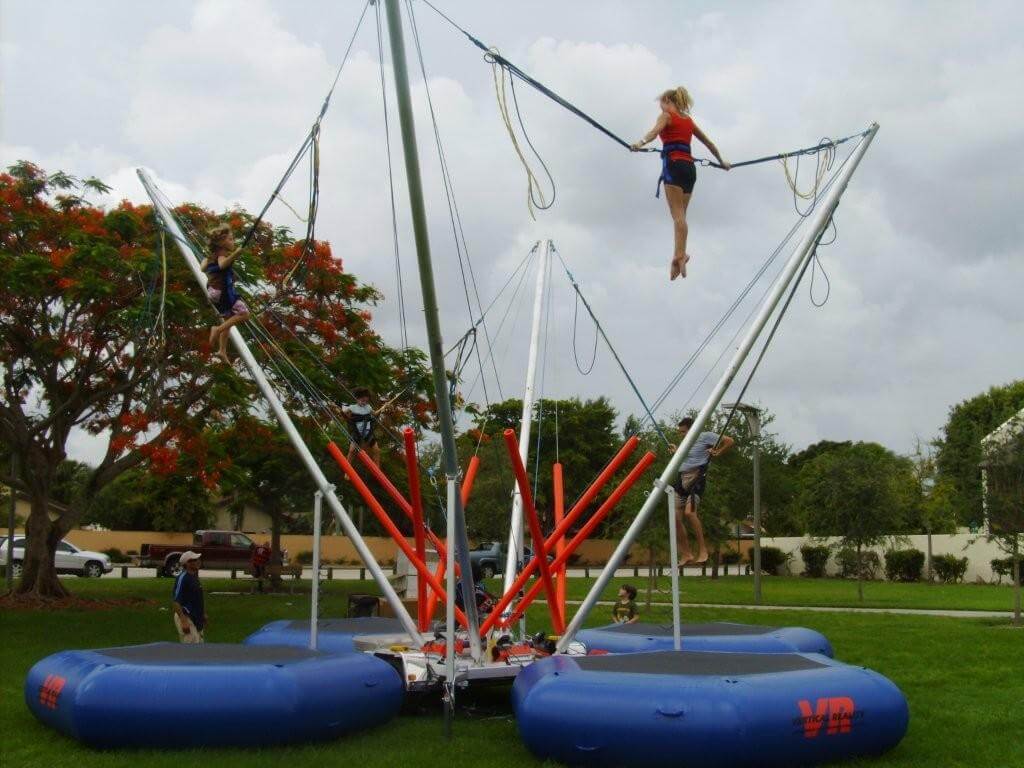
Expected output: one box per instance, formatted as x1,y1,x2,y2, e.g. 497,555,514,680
673,461,709,502
655,141,692,198
349,409,376,443
205,261,239,314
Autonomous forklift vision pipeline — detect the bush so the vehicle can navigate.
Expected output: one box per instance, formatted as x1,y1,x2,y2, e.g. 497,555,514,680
101,548,130,563
884,548,925,582
721,550,742,565
800,545,830,578
991,557,1022,584
294,550,314,565
837,547,880,580
758,547,791,575
932,554,968,584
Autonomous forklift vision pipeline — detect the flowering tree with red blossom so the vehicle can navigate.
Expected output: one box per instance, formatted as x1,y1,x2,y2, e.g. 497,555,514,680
0,161,431,597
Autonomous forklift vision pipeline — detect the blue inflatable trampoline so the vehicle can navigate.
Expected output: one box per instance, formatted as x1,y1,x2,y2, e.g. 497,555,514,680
513,650,908,767
577,621,833,656
245,617,410,654
25,643,404,748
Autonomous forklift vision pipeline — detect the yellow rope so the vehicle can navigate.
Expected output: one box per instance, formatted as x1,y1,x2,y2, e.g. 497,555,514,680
489,49,547,220
779,140,835,201
273,192,309,222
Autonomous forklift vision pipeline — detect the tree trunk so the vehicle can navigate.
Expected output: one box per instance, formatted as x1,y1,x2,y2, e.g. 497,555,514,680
856,543,864,602
710,549,720,580
269,508,283,591
16,496,69,598
1013,537,1021,628
926,528,933,584
646,545,655,611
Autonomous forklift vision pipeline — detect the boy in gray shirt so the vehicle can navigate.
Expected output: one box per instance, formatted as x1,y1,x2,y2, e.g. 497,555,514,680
671,417,733,564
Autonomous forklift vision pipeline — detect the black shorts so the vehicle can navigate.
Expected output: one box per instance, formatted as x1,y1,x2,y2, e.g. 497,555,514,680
664,160,696,193
353,434,377,448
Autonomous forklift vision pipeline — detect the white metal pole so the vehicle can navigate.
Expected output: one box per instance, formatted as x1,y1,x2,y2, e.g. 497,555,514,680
666,487,681,650
557,123,879,651
310,489,324,650
502,240,547,609
137,168,421,643
749,411,763,604
444,475,457,737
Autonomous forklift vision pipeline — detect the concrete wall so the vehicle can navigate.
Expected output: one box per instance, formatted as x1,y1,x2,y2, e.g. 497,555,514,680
761,534,1009,583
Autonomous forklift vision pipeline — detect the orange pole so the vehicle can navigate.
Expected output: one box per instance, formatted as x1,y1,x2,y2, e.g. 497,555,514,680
502,429,564,633
478,436,639,636
553,462,567,619
461,455,480,507
356,449,451,565
502,451,656,629
326,442,468,628
403,429,428,631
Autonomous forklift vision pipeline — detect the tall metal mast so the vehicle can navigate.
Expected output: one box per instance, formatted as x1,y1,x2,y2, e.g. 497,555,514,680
383,0,482,659
502,239,548,610
558,122,880,651
137,168,421,643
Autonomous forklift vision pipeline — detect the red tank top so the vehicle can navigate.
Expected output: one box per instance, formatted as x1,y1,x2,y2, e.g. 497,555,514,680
659,111,694,162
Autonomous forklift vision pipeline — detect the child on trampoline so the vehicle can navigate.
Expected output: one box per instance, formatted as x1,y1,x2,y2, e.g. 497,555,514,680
611,584,639,624
200,224,249,364
631,87,730,281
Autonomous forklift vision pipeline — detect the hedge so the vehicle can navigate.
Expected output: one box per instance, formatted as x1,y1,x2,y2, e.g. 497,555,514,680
932,553,968,583
884,548,925,582
837,547,880,580
800,545,830,578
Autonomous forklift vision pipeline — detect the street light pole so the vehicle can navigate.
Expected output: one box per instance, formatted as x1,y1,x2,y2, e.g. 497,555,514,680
725,402,762,604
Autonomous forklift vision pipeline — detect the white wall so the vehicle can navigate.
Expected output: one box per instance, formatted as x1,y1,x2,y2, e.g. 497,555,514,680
761,534,1012,583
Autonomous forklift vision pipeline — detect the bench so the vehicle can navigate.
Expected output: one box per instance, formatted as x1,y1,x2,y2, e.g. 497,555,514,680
251,563,303,593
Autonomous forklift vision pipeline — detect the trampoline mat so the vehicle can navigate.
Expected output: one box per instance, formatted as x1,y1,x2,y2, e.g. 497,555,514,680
599,622,777,637
284,618,406,634
97,643,324,665
574,650,827,676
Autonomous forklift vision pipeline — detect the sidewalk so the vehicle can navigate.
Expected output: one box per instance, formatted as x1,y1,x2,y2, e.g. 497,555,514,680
562,598,1012,619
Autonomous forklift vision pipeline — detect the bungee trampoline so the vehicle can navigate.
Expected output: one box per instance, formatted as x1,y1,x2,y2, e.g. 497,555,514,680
577,621,833,656
513,650,909,767
24,643,404,749
244,617,411,654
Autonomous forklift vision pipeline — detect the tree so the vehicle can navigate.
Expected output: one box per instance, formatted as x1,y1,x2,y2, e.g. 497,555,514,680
458,397,620,542
909,442,958,582
85,467,214,532
795,442,917,601
0,161,429,597
981,414,1024,626
935,380,1024,528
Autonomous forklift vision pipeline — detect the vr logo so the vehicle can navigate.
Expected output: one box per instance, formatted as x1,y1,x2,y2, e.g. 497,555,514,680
796,697,856,738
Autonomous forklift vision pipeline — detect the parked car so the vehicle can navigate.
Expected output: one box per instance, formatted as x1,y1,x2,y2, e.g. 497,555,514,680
139,530,281,576
0,536,113,578
468,541,549,579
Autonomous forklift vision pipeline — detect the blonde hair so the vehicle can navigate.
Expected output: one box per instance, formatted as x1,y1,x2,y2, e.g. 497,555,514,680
659,86,693,114
207,223,233,251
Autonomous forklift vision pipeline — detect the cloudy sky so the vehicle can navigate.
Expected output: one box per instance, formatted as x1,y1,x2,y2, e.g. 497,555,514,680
2,0,1022,464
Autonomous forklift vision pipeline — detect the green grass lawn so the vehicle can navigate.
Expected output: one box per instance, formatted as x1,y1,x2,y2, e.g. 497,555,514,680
2,577,1022,768
562,574,1022,613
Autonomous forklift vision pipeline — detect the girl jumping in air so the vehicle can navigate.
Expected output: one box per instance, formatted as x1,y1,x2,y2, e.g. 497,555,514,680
200,224,250,364
631,87,730,281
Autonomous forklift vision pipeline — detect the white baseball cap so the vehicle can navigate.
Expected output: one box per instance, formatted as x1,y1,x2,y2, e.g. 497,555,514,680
179,551,201,565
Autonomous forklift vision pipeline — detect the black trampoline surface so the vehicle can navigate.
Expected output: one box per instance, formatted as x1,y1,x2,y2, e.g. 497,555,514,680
573,650,827,676
96,643,325,665
284,618,407,634
598,622,777,637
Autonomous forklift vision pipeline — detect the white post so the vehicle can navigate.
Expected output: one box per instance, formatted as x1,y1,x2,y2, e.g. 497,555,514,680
444,475,457,737
138,168,421,643
557,123,879,652
501,239,547,616
666,487,681,650
310,489,324,650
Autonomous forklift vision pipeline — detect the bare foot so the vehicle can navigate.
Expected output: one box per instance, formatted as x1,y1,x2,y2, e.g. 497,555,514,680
217,350,231,365
680,254,691,279
209,326,220,346
670,255,686,281
694,550,709,564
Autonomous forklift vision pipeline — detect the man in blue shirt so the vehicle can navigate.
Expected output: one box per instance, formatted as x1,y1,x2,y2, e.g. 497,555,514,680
672,417,734,565
172,551,206,643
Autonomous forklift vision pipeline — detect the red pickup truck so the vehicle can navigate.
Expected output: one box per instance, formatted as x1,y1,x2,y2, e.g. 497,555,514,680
140,530,281,576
